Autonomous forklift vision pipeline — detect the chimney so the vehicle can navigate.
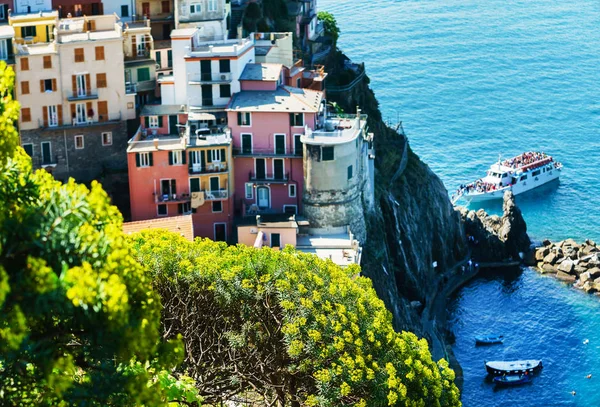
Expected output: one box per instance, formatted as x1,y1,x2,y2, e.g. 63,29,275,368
153,138,159,149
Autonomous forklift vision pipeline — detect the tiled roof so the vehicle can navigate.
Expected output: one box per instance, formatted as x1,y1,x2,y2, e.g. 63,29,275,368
240,63,283,81
122,215,194,241
227,86,323,113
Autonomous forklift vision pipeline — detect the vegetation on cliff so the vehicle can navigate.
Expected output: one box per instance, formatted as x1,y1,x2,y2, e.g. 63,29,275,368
130,230,461,407
0,62,201,406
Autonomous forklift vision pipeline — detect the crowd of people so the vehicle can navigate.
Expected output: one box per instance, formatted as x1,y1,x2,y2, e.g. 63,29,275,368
501,151,549,169
452,179,505,202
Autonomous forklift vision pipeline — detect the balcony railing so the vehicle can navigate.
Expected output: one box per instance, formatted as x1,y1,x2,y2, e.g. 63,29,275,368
155,192,191,203
233,147,302,157
38,113,122,130
67,91,99,101
189,162,229,175
202,190,228,201
249,172,289,183
137,79,157,92
125,82,137,94
188,72,232,84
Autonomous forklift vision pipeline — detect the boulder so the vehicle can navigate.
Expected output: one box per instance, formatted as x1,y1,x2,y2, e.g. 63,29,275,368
579,271,592,284
556,271,577,282
589,267,600,279
565,250,578,260
543,252,558,265
583,281,597,294
541,264,557,274
563,238,579,248
574,266,589,275
585,239,596,247
543,239,552,247
557,260,575,274
582,245,599,255
536,247,550,261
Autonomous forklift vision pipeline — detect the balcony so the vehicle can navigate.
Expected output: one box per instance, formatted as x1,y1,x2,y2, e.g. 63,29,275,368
155,192,191,204
38,113,122,131
67,91,99,102
249,172,289,183
188,72,232,84
137,79,157,92
202,190,228,201
189,162,229,175
233,147,302,158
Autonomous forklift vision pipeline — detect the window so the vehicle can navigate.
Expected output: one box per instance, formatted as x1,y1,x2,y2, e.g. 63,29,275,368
322,146,334,161
22,26,36,38
155,51,162,66
160,179,177,196
532,170,541,177
74,135,84,149
74,48,84,62
237,112,251,126
190,178,200,192
22,143,33,157
294,134,302,156
96,73,107,88
102,132,112,146
288,184,296,198
296,77,301,88
41,141,51,165
347,165,353,180
178,202,191,214
284,205,297,215
167,50,173,67
43,79,53,92
95,46,104,60
207,0,217,11
21,81,29,95
136,152,153,167
21,107,31,122
273,159,284,180
219,59,230,73
47,105,58,127
168,150,184,165
20,57,29,71
137,67,150,81
209,176,219,191
121,4,129,17
290,112,304,127
189,3,201,13
161,0,169,13
43,55,52,69
245,183,253,199
75,74,87,97
74,103,86,124
271,233,281,248
208,149,222,162
136,35,148,57
212,201,222,213
157,204,167,216
0,40,7,60
149,116,159,128
241,134,252,154
220,84,231,98
274,134,285,155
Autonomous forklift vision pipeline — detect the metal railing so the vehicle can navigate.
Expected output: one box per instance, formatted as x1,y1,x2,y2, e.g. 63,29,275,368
189,163,229,175
203,189,228,200
233,147,302,157
67,91,99,101
155,193,191,203
249,172,289,182
188,72,232,83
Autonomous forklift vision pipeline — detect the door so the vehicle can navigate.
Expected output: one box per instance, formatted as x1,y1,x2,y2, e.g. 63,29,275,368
257,187,269,209
161,180,170,197
162,23,171,40
142,2,150,17
41,142,51,165
76,103,86,123
91,2,100,15
210,177,219,192
201,85,212,106
48,105,57,127
271,233,281,248
256,158,266,180
76,74,86,97
169,115,178,135
242,134,252,154
200,60,212,81
275,134,285,155
274,159,284,180
214,223,226,242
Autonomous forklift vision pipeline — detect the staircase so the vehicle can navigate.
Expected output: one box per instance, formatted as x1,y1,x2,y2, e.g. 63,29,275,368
228,3,246,39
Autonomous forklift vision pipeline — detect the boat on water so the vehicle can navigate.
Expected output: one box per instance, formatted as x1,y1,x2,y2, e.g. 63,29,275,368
475,335,504,345
452,152,563,204
485,360,543,376
493,374,532,386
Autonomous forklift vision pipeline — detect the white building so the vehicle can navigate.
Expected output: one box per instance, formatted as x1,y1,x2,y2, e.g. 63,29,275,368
13,0,52,14
102,0,134,22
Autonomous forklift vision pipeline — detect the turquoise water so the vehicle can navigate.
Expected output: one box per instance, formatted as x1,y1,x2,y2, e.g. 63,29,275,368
320,0,600,405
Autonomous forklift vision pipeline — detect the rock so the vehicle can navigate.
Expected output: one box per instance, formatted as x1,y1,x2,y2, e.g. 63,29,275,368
554,247,564,256
541,264,557,274
580,271,592,284
543,239,552,247
556,271,577,282
594,276,600,285
410,301,423,312
574,266,589,275
585,239,596,247
563,238,579,248
555,257,565,265
536,247,550,261
583,281,597,294
565,250,578,260
582,245,599,255
589,267,600,279
557,260,575,274
543,252,558,265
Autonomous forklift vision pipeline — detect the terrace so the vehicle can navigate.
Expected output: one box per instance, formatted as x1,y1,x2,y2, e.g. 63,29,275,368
302,113,368,146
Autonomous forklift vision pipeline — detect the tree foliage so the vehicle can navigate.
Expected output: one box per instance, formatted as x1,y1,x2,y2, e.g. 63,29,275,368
318,11,340,44
0,61,201,406
130,231,461,407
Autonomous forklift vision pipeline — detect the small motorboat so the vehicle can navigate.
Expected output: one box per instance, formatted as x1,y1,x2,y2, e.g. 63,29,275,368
485,360,543,376
476,335,504,345
493,374,532,386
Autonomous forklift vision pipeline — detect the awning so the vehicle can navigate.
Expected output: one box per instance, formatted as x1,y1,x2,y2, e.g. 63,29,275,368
188,112,216,121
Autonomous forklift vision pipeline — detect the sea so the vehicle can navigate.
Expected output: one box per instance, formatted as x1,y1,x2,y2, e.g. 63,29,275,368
320,0,600,405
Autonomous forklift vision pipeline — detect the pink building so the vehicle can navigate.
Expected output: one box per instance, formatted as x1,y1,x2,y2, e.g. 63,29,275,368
227,67,323,218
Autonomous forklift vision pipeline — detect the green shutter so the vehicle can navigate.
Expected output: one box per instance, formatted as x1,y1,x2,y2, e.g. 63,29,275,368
290,113,294,126
148,152,153,166
168,151,173,165
237,112,242,125
188,151,193,169
182,150,186,164
155,51,161,66
221,148,226,161
171,179,176,194
135,153,140,167
144,116,149,128
207,150,212,163
190,178,200,192
158,116,164,127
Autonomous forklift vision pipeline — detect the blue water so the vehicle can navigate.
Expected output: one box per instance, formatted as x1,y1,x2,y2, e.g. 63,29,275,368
320,0,600,405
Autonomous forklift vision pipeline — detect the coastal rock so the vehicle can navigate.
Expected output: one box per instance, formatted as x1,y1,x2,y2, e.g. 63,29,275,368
543,239,552,247
556,271,577,282
574,266,588,275
563,238,578,248
543,252,558,265
588,267,600,279
536,247,549,261
579,271,592,284
557,260,575,274
583,281,597,294
541,264,557,274
582,245,599,255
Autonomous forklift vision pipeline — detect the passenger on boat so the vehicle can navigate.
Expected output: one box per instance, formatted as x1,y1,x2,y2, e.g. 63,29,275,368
502,152,548,169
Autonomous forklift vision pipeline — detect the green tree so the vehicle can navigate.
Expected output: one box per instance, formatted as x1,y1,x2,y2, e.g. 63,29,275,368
0,61,201,406
318,11,340,44
130,231,461,407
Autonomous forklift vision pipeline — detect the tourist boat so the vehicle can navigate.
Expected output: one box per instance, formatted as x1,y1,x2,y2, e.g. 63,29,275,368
475,335,504,345
493,374,532,386
485,360,543,376
452,152,563,204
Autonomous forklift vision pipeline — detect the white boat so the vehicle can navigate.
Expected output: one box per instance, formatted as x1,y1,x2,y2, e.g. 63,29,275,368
452,152,562,204
485,359,543,376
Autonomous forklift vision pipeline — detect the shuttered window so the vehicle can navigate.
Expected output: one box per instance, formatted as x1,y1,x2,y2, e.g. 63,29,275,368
97,73,107,88
20,57,29,71
43,55,51,69
98,101,108,121
95,46,104,60
74,48,84,62
21,108,31,122
20,81,29,95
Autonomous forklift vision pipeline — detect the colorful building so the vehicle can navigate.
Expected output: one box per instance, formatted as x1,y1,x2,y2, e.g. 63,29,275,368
134,0,174,40
122,19,157,107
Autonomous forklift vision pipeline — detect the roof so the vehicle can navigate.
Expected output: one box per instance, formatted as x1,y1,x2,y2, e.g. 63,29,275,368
9,10,58,21
141,104,183,116
227,86,323,113
123,215,194,241
240,63,283,81
57,29,121,43
124,58,155,68
238,213,298,228
0,25,14,38
170,28,196,38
